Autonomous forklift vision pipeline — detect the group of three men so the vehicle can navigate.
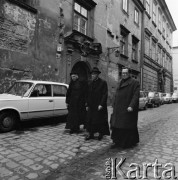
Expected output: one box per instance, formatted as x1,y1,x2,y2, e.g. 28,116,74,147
65,66,140,149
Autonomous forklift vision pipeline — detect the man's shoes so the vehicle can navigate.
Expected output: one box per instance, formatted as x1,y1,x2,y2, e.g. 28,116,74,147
85,134,94,140
98,134,103,141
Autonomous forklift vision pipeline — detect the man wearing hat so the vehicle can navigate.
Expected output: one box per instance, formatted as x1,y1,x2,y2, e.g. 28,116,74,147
65,70,88,134
85,67,110,140
110,67,140,148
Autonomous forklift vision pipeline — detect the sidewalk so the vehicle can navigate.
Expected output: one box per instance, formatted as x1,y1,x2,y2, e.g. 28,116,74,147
45,106,178,180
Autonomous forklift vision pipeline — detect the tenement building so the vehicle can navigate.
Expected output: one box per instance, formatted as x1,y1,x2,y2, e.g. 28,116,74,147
142,0,176,93
172,46,178,92
0,0,176,100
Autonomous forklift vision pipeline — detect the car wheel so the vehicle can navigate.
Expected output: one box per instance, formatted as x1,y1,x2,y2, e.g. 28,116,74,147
0,112,17,132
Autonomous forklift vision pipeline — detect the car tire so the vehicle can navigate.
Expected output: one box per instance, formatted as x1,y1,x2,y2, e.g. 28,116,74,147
0,112,17,132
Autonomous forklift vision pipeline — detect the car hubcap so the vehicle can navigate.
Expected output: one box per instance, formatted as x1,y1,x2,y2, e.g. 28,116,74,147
3,117,13,128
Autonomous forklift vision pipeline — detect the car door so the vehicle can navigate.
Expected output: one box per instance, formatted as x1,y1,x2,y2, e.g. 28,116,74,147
28,84,54,119
53,84,68,116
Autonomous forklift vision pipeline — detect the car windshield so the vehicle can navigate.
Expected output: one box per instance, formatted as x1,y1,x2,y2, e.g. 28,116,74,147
5,82,33,97
148,92,154,97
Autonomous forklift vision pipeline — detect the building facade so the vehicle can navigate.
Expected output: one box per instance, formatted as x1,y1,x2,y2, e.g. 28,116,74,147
0,0,176,102
142,0,176,93
172,46,178,92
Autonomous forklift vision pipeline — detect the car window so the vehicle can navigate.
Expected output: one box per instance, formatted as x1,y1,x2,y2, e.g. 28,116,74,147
30,84,52,97
53,85,67,97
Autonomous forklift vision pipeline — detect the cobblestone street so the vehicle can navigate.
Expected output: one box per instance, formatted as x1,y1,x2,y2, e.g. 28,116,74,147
0,104,178,180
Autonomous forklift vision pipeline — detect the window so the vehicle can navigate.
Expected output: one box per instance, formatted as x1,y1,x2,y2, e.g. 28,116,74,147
152,1,157,23
158,46,161,64
158,9,162,31
162,51,165,67
53,85,67,97
31,84,52,97
145,34,150,56
123,0,128,13
73,2,88,35
152,40,156,61
162,17,166,37
134,9,139,24
146,0,150,14
132,36,139,62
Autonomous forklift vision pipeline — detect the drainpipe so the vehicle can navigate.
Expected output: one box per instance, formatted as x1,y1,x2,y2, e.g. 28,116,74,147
140,6,145,90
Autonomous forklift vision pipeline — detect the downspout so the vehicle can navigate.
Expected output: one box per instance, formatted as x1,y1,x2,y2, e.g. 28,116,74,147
140,5,145,90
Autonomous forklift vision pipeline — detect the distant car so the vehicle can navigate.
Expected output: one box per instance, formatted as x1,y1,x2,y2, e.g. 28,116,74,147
163,93,172,104
172,92,178,103
139,91,148,110
158,92,164,105
0,80,68,132
147,92,161,107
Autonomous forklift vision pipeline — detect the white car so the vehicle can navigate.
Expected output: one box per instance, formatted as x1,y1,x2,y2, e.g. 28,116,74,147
172,92,178,103
163,93,172,104
0,80,68,132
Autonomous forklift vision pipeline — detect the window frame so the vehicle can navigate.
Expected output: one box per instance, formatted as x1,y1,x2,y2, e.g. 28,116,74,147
132,36,139,62
146,0,150,15
123,0,128,13
73,2,88,35
134,8,139,25
152,1,157,24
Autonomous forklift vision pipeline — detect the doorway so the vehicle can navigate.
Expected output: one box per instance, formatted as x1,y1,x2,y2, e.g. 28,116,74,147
71,61,91,82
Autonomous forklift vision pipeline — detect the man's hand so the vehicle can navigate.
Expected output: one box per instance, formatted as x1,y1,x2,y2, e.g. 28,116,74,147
127,107,133,112
86,107,89,111
98,105,103,111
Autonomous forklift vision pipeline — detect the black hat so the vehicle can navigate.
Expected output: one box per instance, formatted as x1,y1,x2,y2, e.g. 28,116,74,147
90,67,101,74
70,70,78,76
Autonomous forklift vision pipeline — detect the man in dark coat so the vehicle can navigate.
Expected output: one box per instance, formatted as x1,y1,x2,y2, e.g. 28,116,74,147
110,68,140,148
85,67,110,141
65,70,88,134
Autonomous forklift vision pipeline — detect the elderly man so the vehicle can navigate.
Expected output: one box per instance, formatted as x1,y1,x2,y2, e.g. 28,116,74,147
110,68,140,148
85,67,110,140
65,70,88,134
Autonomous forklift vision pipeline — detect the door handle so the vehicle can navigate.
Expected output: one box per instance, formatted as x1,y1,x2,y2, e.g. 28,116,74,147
49,100,53,102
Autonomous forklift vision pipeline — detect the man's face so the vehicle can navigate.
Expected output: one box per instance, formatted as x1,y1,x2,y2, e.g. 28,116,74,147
122,70,129,79
71,74,78,81
91,73,99,81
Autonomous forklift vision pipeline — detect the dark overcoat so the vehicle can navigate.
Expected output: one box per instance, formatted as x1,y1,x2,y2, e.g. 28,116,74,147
110,77,140,129
86,78,110,135
65,80,88,129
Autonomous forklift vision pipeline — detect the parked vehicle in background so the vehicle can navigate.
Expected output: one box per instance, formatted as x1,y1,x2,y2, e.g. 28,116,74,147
139,91,148,110
163,93,172,104
172,92,178,103
0,80,68,132
158,92,164,105
147,92,161,107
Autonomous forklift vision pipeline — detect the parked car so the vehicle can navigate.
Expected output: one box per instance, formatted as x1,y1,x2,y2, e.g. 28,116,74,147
158,92,164,105
163,93,172,104
147,92,161,107
0,80,68,132
139,91,148,110
172,92,178,103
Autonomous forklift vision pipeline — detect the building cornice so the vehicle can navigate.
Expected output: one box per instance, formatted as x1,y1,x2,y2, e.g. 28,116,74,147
132,0,145,12
159,0,177,31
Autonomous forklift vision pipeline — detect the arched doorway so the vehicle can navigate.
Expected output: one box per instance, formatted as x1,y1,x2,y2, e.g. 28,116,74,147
71,61,91,82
